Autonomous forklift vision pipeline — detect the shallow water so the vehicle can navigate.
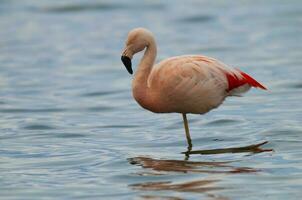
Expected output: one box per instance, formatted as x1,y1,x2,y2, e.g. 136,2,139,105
1,0,302,199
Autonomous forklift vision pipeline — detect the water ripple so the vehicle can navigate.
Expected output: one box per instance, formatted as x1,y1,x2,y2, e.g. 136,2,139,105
85,106,115,112
80,90,124,97
35,2,166,13
205,119,242,126
0,108,66,113
23,124,56,130
36,3,127,13
130,179,222,193
53,133,86,138
178,15,216,23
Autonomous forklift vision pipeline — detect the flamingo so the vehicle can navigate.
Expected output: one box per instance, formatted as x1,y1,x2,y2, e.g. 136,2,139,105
121,28,266,150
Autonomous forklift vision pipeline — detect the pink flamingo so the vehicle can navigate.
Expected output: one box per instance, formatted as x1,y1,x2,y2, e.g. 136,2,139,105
121,28,266,149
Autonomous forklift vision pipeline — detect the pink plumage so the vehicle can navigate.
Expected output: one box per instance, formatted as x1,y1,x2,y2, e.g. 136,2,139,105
121,28,267,148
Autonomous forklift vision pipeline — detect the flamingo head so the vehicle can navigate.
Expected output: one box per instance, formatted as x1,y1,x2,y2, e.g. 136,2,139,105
121,28,153,74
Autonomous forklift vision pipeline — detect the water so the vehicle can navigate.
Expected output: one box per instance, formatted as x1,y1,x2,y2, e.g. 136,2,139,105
0,0,302,199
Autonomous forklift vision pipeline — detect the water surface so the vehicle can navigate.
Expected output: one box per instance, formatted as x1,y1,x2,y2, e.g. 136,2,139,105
0,0,302,199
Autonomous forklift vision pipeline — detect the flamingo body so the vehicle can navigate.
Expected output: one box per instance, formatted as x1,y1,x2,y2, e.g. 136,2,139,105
134,55,265,114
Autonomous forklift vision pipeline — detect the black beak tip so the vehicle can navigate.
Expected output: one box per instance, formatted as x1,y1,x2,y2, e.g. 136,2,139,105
121,56,133,75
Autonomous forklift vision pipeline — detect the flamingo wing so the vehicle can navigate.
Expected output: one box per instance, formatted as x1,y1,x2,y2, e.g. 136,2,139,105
148,56,229,113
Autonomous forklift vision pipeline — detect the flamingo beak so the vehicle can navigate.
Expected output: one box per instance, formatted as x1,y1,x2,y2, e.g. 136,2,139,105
121,56,133,74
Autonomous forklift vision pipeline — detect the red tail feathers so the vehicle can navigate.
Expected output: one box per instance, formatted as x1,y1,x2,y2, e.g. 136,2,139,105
226,69,267,92
239,70,267,90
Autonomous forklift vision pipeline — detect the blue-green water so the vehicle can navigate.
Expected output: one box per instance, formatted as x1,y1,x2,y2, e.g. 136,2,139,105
1,0,302,199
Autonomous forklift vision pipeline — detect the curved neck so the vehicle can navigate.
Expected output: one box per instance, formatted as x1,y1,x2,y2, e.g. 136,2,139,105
134,37,157,88
132,36,157,110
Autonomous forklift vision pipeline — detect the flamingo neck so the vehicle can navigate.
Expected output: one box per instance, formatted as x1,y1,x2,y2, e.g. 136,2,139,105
132,36,157,109
133,36,157,88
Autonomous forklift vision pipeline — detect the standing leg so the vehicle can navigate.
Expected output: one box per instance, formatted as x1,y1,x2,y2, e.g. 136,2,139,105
182,113,192,151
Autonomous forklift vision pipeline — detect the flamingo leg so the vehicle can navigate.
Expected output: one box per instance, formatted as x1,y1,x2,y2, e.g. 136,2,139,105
182,113,192,151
